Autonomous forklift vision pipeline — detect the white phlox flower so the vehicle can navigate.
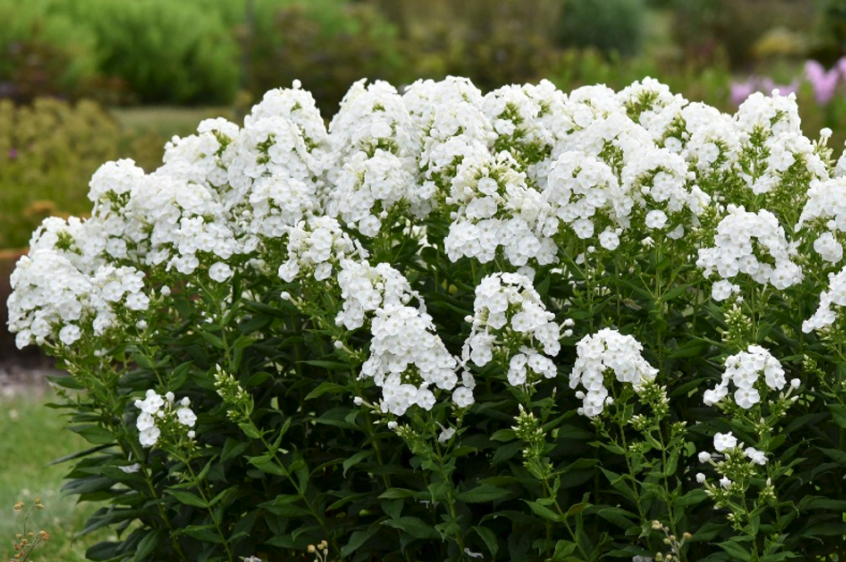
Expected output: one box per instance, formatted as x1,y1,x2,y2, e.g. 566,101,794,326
536,151,631,246
134,390,197,448
7,248,149,349
569,329,658,417
697,205,803,290
462,273,561,386
445,151,555,267
277,216,364,283
803,265,846,333
335,259,420,330
360,304,460,417
713,432,738,453
703,345,786,409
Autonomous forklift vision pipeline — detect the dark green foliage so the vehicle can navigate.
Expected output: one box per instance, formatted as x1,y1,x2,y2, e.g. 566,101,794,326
248,1,406,117
553,0,646,57
53,0,240,105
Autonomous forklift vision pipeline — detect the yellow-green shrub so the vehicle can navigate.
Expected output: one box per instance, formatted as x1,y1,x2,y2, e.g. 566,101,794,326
0,98,119,249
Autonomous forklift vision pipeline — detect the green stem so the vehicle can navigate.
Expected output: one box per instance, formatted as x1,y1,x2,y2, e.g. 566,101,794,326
180,455,234,562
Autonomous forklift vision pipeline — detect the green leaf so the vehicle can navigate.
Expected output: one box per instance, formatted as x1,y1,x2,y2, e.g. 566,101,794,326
238,422,262,440
525,500,561,522
183,524,223,543
221,438,250,462
716,540,753,561
69,425,116,445
46,444,112,466
305,381,349,401
86,541,121,561
133,529,163,562
490,428,516,442
199,329,225,349
458,484,511,504
827,404,846,429
820,448,846,468
166,489,208,508
340,526,380,558
299,359,350,371
596,506,637,530
473,525,499,558
675,488,708,507
379,488,422,500
343,450,372,477
382,517,440,540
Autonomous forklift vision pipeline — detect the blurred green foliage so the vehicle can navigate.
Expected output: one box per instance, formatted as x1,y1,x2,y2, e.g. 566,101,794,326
54,0,240,105
0,0,98,103
553,0,646,57
248,1,406,116
671,0,816,68
0,98,118,248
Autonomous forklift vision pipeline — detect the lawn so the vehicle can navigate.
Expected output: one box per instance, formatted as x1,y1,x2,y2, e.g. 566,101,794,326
0,390,108,562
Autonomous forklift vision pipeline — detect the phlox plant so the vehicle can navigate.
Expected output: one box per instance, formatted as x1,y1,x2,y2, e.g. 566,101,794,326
10,76,846,562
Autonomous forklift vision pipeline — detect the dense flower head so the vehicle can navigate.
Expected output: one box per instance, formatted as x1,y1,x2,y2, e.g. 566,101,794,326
360,304,461,416
697,205,803,291
797,178,846,265
463,273,561,381
803,265,846,333
335,259,419,330
537,151,630,246
703,345,786,409
278,216,364,283
445,150,555,266
8,249,148,348
570,329,658,417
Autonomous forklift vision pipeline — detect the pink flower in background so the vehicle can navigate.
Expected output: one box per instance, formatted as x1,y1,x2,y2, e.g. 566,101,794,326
806,60,840,104
730,80,757,106
760,78,800,97
730,77,799,106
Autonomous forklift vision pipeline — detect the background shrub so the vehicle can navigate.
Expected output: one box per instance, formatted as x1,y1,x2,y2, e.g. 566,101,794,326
0,0,97,103
248,0,406,116
52,0,240,105
553,0,646,57
0,98,118,248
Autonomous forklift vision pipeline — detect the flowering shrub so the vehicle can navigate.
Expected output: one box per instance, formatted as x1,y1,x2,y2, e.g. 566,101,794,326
10,76,846,561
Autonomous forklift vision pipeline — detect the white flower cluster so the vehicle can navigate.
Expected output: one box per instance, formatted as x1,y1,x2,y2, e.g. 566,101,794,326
8,248,148,348
697,205,803,294
444,151,555,266
134,390,197,448
463,273,561,387
797,178,846,264
277,216,363,283
734,91,827,191
361,304,461,416
537,151,629,249
803,266,846,333
324,80,426,235
698,431,767,469
569,329,658,418
703,345,793,409
335,259,419,330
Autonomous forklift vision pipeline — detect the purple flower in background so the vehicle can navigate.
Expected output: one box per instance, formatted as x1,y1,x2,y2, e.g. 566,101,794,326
730,80,757,106
760,78,800,97
805,60,840,104
730,77,799,106
8,148,17,160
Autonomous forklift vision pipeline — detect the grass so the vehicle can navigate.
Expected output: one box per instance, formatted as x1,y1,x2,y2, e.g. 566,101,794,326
0,391,109,562
111,106,235,139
